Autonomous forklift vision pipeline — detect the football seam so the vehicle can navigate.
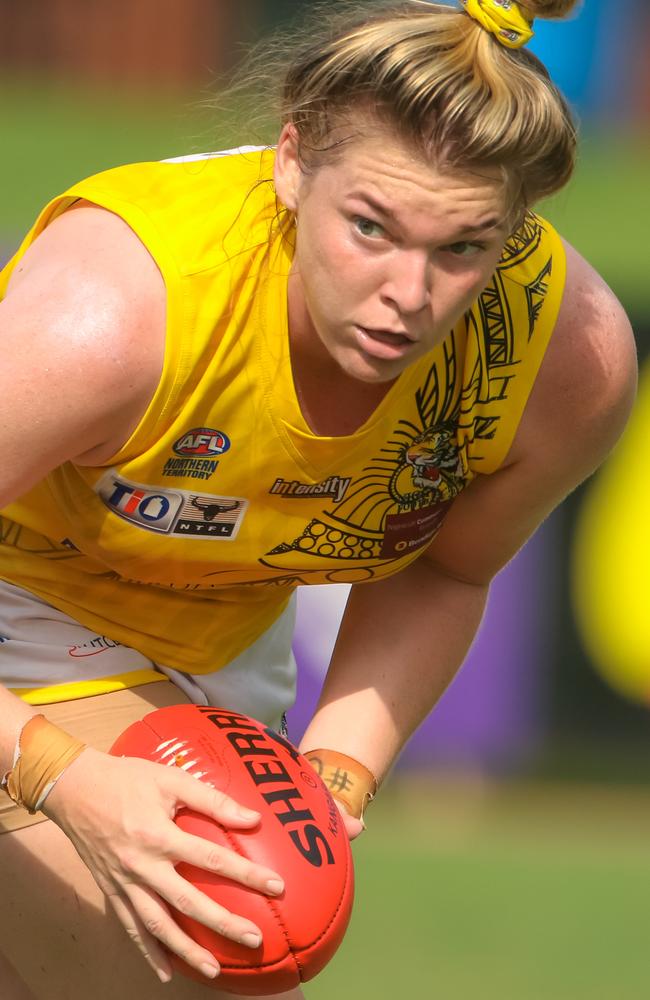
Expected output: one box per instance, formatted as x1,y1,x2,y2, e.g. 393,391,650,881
219,824,297,975
293,827,351,966
221,813,352,978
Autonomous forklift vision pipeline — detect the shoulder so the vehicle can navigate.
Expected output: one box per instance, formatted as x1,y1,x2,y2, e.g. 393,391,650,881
1,203,165,473
6,200,165,370
421,242,636,583
9,197,164,291
507,238,637,484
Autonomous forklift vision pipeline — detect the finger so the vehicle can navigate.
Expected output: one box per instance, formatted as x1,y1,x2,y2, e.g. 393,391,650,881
342,813,365,840
142,866,264,950
167,829,285,896
122,882,223,981
172,775,261,829
334,798,365,839
107,892,174,984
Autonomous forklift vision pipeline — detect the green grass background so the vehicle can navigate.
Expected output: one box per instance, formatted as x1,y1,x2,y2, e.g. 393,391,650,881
310,778,650,999
2,79,650,998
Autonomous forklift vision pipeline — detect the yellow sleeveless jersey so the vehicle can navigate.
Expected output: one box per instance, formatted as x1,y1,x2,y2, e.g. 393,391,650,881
0,148,566,699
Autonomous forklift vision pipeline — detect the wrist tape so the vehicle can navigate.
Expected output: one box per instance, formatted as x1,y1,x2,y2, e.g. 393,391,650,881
1,714,87,813
303,748,378,822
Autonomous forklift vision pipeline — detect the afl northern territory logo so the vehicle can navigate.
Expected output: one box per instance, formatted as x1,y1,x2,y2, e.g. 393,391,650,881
173,428,230,457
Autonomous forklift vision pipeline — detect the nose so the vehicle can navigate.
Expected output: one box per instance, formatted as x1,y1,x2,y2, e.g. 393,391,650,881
380,251,431,316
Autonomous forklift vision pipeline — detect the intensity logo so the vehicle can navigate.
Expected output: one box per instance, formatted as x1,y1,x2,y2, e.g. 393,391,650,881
269,476,351,503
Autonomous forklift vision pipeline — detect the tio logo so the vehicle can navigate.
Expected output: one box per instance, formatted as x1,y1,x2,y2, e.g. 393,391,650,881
173,428,230,457
100,478,182,533
95,471,247,540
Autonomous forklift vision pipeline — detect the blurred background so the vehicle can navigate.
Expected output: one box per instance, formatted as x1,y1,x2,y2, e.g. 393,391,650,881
2,1,649,996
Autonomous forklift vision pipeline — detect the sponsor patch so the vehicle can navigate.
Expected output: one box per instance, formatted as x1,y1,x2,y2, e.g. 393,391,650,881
380,502,450,558
97,471,247,540
173,428,230,457
269,476,351,504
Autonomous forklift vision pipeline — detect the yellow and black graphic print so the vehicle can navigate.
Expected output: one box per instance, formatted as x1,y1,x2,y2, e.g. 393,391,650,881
497,212,552,342
256,213,554,586
260,368,465,584
0,518,81,564
456,213,553,471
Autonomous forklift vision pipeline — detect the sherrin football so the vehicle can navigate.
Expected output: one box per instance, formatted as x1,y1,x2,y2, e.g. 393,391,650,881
110,704,354,995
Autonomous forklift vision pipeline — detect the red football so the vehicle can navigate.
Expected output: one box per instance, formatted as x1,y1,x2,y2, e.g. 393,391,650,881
109,705,354,995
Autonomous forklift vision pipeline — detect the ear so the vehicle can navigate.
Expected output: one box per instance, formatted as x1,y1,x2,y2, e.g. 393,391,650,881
274,123,303,212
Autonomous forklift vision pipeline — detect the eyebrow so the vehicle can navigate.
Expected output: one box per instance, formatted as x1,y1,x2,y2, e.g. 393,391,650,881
347,191,399,223
347,191,505,236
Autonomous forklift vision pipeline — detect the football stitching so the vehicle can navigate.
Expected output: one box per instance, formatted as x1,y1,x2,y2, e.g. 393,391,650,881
212,794,352,976
218,823,297,976
290,831,352,964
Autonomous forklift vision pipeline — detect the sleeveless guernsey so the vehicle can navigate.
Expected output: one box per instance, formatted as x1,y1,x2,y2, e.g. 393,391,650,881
0,148,566,701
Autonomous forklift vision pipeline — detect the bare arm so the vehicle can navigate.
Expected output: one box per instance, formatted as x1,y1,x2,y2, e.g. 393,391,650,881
300,242,638,783
0,207,284,982
0,202,166,758
0,202,166,506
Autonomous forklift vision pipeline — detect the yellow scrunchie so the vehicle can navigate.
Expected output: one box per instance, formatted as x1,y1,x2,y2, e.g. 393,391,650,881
460,0,534,49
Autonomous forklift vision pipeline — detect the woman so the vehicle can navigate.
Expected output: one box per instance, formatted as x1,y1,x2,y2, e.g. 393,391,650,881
0,1,637,997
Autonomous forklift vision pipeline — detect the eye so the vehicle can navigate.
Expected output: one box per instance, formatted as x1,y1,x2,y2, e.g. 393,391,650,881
353,216,385,239
444,241,486,258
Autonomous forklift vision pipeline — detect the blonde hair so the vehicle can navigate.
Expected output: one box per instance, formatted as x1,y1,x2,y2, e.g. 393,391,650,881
244,0,579,228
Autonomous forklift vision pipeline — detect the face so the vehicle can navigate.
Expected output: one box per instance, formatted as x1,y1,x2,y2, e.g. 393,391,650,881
274,122,509,384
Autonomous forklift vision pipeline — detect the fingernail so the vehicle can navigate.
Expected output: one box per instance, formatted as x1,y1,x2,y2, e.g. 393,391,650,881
157,970,172,984
266,878,284,895
237,805,259,820
241,932,262,949
200,963,219,979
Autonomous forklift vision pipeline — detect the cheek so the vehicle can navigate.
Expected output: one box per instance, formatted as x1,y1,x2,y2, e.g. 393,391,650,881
458,261,500,304
320,220,363,273
297,217,345,276
306,224,375,298
435,270,480,309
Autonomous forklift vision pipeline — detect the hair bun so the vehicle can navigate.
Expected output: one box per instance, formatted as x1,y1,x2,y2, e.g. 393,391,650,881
523,0,581,20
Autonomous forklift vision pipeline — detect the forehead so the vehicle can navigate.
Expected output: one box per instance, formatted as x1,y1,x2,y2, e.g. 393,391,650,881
313,128,507,229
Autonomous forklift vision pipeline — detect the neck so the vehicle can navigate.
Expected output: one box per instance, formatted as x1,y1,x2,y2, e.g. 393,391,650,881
286,274,394,436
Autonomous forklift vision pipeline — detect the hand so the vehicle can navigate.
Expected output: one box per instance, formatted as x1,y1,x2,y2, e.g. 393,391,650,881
43,747,285,984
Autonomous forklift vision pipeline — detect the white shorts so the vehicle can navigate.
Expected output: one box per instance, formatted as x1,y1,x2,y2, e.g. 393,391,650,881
0,580,297,732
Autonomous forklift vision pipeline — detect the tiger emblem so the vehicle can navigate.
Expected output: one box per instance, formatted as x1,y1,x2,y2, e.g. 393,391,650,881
404,426,465,503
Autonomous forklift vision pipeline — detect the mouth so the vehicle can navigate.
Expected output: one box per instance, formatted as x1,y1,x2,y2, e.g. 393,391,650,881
354,325,415,360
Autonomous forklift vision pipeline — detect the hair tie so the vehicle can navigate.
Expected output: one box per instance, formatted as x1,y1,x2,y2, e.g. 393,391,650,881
460,0,534,49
